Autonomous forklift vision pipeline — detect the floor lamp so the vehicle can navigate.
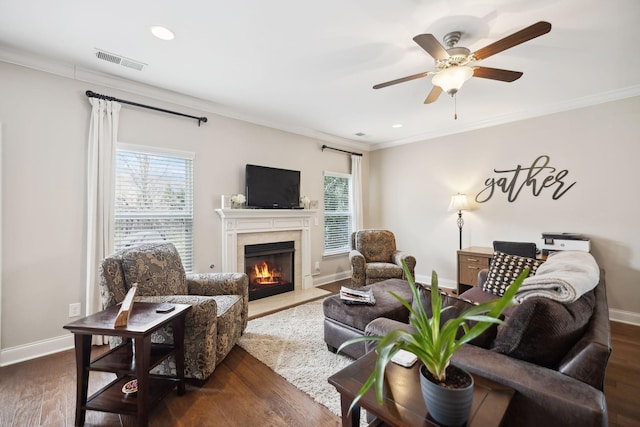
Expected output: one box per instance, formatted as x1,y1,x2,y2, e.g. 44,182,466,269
449,193,469,250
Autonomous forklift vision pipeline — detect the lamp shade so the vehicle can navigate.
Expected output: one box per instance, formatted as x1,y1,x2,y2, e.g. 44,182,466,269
448,193,469,211
432,66,473,94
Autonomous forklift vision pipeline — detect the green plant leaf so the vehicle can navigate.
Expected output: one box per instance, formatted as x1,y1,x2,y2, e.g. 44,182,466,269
337,260,527,411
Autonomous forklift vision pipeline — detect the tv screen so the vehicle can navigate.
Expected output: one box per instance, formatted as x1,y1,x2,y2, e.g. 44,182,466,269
245,164,301,209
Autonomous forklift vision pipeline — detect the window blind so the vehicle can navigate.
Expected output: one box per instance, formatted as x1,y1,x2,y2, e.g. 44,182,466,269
323,172,353,255
114,146,194,271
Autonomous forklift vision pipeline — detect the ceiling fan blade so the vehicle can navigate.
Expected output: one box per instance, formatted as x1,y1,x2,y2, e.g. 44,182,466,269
413,34,449,61
373,71,431,89
473,66,523,82
424,85,443,104
473,21,551,61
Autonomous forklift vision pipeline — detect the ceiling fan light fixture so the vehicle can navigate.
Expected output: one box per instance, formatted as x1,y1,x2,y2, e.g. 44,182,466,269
432,66,473,95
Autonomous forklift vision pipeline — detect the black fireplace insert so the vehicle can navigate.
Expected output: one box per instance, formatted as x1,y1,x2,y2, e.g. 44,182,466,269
244,241,295,301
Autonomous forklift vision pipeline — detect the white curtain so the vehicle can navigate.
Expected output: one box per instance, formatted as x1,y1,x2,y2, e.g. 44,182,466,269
351,154,364,232
86,99,120,344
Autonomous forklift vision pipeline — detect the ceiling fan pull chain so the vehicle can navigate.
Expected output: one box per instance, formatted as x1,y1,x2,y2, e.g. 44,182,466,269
454,94,458,120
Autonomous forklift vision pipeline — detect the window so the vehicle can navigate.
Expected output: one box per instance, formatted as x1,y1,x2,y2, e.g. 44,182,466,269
323,171,353,255
114,144,194,271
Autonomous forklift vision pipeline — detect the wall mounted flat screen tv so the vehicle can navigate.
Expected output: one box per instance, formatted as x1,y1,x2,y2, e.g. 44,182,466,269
245,164,301,209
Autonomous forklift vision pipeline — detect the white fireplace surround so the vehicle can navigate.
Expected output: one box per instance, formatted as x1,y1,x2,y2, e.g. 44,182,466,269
215,209,317,289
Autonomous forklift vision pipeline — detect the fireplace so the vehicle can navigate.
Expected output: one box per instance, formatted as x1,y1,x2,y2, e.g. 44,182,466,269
216,208,315,290
245,241,295,301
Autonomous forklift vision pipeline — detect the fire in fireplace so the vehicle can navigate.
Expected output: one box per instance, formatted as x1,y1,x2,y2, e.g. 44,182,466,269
245,241,295,301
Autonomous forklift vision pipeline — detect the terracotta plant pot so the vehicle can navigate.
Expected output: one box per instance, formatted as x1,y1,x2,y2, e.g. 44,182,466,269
419,364,474,426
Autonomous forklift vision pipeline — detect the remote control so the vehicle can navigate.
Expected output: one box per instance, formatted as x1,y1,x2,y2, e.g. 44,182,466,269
391,349,418,368
156,304,175,313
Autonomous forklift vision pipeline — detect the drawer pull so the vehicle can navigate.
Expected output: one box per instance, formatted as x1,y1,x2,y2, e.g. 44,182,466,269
466,258,479,262
467,266,480,270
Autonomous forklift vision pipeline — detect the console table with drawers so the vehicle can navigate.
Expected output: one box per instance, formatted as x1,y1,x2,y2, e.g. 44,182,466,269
456,246,494,294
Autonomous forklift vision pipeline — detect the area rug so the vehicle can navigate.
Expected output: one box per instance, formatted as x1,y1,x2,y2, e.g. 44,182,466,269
237,297,363,420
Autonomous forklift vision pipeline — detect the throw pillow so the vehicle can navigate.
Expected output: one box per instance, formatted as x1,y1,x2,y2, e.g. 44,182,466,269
483,251,542,296
491,289,596,368
120,243,188,296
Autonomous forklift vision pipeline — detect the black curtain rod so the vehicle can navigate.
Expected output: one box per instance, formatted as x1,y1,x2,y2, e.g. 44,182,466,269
85,90,208,126
321,144,363,157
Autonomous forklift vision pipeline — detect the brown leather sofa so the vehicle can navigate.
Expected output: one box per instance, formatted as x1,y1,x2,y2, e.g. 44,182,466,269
365,260,611,427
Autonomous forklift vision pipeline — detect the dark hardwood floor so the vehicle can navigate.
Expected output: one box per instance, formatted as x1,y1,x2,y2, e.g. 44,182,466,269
0,344,338,427
605,321,640,427
0,282,638,426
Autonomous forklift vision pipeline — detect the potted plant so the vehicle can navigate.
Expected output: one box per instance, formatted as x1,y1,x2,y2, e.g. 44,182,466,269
338,260,527,426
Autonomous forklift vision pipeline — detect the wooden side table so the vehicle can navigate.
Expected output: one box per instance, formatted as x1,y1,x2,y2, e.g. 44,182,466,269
63,302,191,427
457,246,493,294
328,351,514,427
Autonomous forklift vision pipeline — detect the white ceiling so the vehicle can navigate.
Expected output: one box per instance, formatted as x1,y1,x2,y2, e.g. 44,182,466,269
1,0,639,150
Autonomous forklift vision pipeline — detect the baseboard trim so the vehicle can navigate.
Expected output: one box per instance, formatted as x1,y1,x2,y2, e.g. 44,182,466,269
417,275,458,291
609,308,640,326
312,271,351,287
0,334,73,367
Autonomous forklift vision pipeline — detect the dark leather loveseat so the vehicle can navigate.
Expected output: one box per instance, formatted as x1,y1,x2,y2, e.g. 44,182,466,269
365,252,611,427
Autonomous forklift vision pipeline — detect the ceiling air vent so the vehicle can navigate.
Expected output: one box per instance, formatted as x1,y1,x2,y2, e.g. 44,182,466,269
95,49,146,71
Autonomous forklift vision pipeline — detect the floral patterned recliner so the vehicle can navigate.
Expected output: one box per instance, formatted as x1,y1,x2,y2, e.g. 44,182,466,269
349,229,416,287
98,242,248,382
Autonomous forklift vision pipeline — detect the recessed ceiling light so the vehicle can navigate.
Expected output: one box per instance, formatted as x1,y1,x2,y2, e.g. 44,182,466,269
392,124,403,128
150,26,175,41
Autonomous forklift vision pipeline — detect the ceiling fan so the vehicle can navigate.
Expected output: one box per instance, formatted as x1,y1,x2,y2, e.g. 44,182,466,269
373,21,552,105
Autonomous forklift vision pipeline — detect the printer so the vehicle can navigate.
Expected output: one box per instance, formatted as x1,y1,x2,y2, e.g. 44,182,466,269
540,232,590,255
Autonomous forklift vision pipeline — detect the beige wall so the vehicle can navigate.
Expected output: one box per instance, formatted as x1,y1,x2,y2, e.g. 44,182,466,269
368,96,640,319
0,60,363,358
1,57,638,362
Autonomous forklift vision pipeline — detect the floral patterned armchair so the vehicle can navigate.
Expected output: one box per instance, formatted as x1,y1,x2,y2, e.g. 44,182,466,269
349,229,416,287
98,242,248,382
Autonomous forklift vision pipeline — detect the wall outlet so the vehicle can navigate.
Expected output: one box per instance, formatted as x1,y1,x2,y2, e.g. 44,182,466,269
69,302,81,318
315,261,320,271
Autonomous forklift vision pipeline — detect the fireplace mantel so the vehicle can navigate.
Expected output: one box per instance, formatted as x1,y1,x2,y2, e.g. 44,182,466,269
215,209,317,289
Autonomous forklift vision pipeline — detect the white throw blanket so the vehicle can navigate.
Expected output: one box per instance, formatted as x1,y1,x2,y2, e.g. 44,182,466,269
516,250,600,303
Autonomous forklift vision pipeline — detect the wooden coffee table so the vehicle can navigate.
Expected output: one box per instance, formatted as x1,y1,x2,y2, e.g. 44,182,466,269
63,302,191,426
329,351,514,427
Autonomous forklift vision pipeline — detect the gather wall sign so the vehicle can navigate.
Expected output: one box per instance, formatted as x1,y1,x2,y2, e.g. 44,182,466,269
475,155,576,203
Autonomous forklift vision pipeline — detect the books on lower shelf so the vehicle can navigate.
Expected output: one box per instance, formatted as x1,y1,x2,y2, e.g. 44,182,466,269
340,286,376,305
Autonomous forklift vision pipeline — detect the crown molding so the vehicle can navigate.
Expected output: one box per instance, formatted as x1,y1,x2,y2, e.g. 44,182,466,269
5,44,635,154
370,85,640,151
0,44,76,79
0,45,370,152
